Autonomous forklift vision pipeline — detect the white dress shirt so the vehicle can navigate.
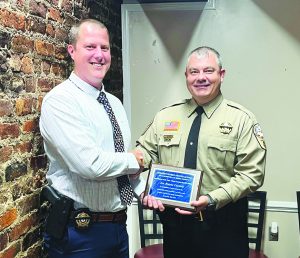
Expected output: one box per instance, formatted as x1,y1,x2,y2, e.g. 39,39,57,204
39,72,145,212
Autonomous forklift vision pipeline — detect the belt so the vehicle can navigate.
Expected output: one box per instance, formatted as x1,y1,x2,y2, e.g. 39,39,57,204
70,209,127,223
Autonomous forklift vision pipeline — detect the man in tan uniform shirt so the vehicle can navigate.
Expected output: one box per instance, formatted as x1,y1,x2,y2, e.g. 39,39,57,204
136,46,266,258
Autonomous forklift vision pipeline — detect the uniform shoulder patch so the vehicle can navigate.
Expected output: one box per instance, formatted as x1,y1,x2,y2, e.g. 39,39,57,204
164,121,180,131
253,123,266,150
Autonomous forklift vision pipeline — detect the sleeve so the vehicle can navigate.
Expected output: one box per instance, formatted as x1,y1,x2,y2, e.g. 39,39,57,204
209,117,267,209
133,117,160,197
135,115,161,168
40,93,140,181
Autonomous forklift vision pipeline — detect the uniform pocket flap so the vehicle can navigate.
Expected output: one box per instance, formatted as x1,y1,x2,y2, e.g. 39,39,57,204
207,137,236,152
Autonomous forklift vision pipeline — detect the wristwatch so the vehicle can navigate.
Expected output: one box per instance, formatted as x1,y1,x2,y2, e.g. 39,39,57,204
205,194,216,211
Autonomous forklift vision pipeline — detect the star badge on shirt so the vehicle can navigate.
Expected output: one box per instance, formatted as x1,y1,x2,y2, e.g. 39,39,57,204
219,122,233,134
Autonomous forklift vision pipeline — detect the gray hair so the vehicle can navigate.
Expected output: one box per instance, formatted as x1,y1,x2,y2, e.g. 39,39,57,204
68,19,108,46
188,46,223,69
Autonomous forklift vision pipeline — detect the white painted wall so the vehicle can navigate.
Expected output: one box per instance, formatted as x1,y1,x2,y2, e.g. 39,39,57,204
122,0,300,257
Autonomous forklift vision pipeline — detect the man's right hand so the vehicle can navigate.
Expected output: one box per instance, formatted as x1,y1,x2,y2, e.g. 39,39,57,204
131,149,144,167
130,150,144,179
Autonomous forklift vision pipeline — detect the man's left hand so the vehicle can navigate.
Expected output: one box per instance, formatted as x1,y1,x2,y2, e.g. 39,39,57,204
142,194,165,212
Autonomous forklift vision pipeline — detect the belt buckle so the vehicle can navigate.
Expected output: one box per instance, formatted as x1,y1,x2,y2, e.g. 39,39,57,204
74,209,92,230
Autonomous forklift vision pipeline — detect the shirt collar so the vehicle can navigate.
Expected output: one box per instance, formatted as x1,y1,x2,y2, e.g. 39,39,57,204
69,72,105,99
186,93,223,118
204,93,223,118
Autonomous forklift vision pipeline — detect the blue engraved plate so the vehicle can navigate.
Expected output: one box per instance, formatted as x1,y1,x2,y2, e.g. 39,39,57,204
149,169,194,203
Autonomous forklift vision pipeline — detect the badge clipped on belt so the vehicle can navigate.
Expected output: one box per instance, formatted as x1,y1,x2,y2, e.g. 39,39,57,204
74,209,92,230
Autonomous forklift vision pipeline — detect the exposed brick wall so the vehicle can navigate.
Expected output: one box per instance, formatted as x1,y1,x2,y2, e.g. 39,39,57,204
0,0,123,257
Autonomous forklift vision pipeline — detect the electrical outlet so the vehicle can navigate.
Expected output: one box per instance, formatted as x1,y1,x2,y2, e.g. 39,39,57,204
269,222,279,241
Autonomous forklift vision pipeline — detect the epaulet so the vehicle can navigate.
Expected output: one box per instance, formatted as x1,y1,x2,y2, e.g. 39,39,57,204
226,100,255,119
160,99,188,111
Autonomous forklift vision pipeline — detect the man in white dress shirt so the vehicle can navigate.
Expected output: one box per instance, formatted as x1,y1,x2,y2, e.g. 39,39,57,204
40,18,144,258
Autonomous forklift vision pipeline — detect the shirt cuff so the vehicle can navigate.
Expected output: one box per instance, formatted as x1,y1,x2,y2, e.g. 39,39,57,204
208,188,232,210
131,176,146,197
126,153,140,175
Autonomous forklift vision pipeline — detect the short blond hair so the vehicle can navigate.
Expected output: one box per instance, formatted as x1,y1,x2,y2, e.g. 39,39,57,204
68,19,109,46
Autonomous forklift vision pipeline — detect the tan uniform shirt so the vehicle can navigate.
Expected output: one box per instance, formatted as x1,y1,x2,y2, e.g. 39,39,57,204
136,94,267,209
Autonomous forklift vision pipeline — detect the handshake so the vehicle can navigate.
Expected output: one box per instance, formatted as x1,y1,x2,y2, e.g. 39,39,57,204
130,149,145,178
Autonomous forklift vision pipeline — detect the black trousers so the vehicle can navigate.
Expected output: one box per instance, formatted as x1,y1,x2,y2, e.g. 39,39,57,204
158,198,249,258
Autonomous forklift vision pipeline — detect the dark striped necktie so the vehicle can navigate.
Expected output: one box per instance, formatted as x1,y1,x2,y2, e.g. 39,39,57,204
184,106,204,169
97,91,134,205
